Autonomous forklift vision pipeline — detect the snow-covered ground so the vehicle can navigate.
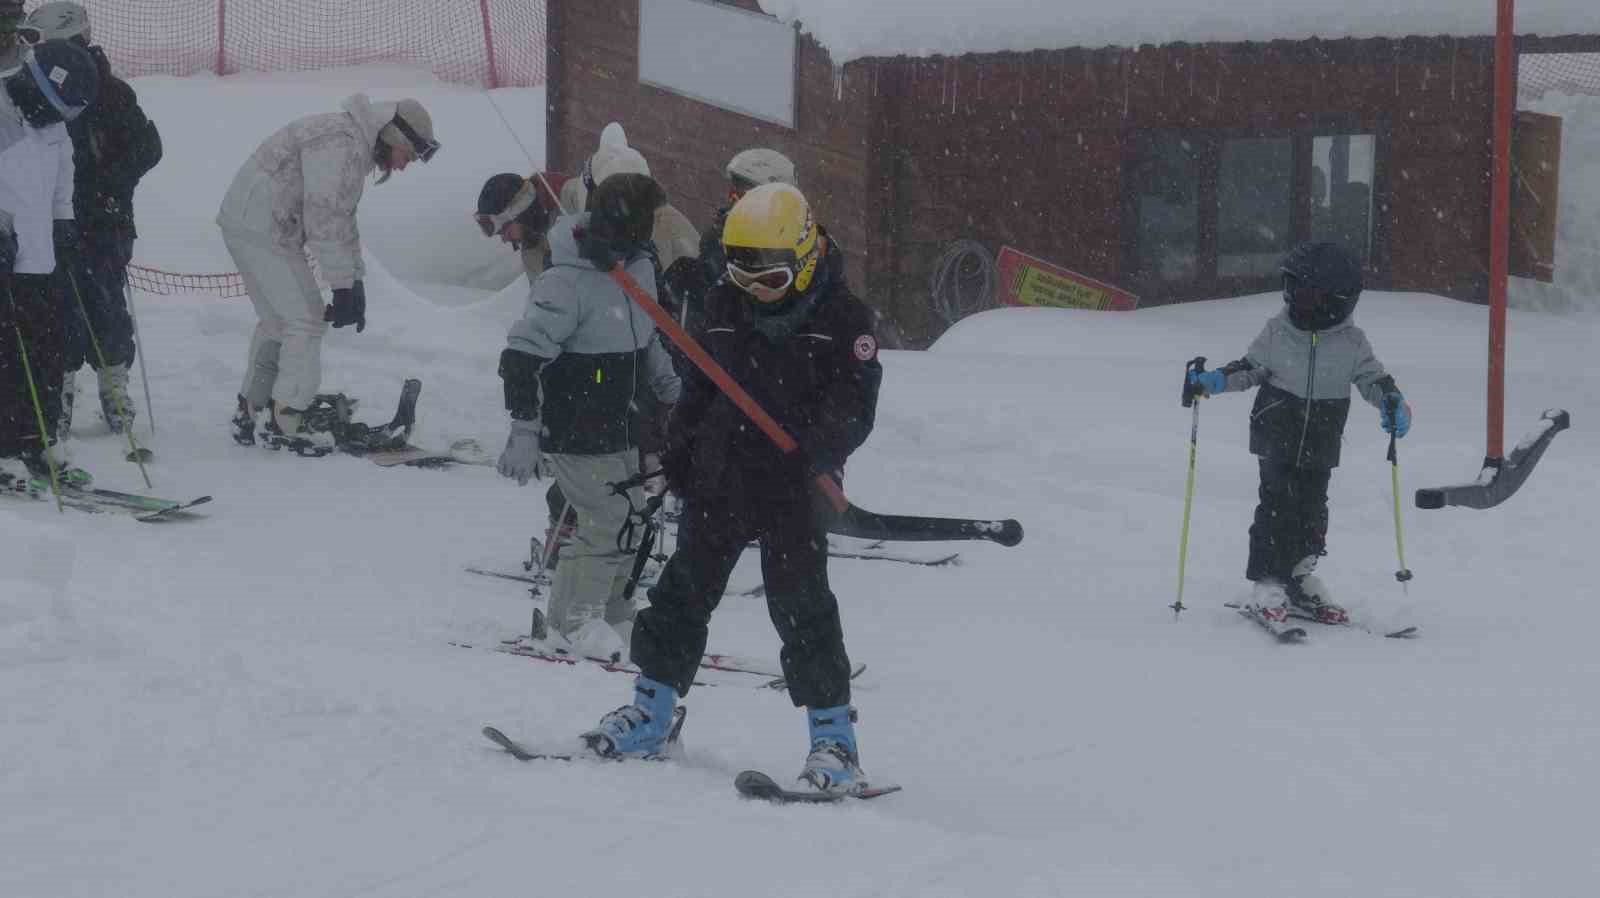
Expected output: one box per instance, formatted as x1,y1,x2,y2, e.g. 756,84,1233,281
3,66,1598,898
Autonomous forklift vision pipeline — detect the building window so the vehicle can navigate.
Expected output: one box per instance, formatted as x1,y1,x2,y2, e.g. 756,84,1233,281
1217,137,1294,278
1126,129,1379,297
1311,134,1376,265
1129,133,1201,282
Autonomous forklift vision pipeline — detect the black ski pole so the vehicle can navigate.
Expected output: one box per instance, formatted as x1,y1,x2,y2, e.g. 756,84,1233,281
1173,356,1207,617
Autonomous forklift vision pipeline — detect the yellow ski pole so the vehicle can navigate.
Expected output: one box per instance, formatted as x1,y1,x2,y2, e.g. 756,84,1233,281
1173,356,1207,617
1386,396,1413,591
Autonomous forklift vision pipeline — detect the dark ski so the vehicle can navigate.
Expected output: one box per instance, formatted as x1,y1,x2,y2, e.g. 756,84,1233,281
1282,607,1419,639
483,706,686,762
733,769,902,804
1229,602,1307,643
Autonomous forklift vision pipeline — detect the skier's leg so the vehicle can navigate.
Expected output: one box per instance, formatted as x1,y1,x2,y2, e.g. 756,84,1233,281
543,451,641,653
224,229,287,413
630,496,749,696
759,485,852,710
10,275,68,467
1246,457,1297,582
0,274,32,458
84,238,139,429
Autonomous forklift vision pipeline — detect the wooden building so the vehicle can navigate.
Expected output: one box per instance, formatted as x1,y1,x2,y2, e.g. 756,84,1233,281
546,0,1575,346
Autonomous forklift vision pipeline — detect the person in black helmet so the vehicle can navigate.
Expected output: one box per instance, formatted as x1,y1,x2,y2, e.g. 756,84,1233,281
1185,241,1412,625
0,39,98,493
23,2,164,438
475,171,563,285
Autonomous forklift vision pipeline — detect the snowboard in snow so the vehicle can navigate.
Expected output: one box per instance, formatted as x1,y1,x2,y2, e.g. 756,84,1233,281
483,706,687,762
733,770,902,805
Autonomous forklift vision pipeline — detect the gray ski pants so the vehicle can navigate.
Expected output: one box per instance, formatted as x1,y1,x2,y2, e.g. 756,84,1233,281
222,226,328,411
544,449,643,637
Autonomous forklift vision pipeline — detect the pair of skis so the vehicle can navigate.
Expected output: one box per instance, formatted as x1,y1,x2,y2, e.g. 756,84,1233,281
455,635,866,692
1230,602,1418,641
480,712,901,804
1,476,211,522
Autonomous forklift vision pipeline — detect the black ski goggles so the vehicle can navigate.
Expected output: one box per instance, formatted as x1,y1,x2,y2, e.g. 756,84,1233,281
390,114,439,163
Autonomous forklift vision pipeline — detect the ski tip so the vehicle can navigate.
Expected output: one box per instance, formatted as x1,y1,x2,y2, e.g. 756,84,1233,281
993,519,1024,547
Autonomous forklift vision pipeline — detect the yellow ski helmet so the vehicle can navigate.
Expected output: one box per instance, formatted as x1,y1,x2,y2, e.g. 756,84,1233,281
721,183,820,301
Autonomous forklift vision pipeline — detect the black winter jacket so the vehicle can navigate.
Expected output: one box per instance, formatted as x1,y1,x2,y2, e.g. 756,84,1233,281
666,240,881,499
68,47,163,245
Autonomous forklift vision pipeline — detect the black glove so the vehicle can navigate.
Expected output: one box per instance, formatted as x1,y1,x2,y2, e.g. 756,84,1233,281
52,220,81,266
326,279,367,332
658,442,693,497
0,231,16,275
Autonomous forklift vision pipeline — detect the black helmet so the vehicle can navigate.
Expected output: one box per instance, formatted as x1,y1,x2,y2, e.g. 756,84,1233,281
1281,241,1362,330
7,39,96,126
474,172,552,245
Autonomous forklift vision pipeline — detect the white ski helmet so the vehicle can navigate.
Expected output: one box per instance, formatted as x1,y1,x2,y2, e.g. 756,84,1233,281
21,2,90,46
726,148,797,192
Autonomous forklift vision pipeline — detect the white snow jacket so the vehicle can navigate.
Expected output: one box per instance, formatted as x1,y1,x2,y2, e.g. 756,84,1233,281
0,89,74,275
215,93,392,289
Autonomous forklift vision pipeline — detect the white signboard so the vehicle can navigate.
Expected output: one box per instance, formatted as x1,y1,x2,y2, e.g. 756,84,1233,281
638,0,797,128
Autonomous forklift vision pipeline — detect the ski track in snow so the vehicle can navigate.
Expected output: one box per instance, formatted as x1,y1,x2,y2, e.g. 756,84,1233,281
1,66,1598,898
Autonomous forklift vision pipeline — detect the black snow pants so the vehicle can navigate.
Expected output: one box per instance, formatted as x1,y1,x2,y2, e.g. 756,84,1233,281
0,274,67,459
1246,458,1333,582
62,237,137,372
631,479,852,709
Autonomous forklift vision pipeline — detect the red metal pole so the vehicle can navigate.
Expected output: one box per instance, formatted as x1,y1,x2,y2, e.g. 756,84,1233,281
478,0,501,89
606,267,851,514
1487,0,1513,460
215,0,227,76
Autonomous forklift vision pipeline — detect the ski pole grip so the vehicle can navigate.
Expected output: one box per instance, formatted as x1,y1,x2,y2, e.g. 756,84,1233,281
1181,356,1207,408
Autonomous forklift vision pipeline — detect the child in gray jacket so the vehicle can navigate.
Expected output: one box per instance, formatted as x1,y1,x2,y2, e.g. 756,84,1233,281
1187,241,1411,622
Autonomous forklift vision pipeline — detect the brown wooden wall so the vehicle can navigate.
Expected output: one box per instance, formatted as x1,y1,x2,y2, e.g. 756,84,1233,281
549,4,1500,346
545,0,875,322
864,37,1498,343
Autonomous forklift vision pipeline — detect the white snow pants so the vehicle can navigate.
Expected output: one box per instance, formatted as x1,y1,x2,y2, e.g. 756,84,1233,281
544,450,643,638
221,226,328,411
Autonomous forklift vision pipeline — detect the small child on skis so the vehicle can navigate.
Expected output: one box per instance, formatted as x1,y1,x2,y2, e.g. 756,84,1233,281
1186,241,1411,623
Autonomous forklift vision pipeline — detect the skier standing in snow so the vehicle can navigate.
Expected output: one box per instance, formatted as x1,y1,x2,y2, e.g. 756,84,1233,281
0,40,98,492
581,183,883,796
533,126,698,558
1186,241,1411,623
495,172,681,660
22,3,162,437
218,94,438,454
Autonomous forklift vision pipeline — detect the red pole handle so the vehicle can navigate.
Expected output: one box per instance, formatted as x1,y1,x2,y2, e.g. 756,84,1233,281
607,267,850,514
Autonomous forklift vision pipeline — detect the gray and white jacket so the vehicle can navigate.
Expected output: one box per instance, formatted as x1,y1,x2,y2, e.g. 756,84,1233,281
504,212,681,455
1217,307,1398,468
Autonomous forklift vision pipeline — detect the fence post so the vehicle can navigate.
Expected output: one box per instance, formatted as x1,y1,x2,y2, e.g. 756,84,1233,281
478,0,500,88
215,0,228,76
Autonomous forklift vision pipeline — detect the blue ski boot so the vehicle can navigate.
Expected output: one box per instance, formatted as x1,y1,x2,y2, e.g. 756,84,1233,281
581,675,678,758
798,705,866,794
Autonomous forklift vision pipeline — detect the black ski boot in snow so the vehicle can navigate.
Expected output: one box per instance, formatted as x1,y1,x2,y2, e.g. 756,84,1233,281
261,403,336,457
231,395,258,447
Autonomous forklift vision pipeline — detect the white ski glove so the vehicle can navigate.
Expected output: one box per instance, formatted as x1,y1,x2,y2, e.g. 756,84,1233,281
497,419,543,485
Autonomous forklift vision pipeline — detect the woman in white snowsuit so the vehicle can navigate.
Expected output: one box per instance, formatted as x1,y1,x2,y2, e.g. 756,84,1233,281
217,93,438,453
1187,241,1412,623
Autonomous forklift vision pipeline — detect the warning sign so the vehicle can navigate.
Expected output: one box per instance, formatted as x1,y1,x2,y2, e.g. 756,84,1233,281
996,246,1139,312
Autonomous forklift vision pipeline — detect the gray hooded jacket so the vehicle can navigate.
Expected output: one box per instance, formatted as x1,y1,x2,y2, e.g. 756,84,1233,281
1218,307,1397,468
505,212,680,455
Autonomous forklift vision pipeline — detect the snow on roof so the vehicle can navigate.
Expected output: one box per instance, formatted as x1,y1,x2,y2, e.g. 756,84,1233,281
758,0,1600,65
